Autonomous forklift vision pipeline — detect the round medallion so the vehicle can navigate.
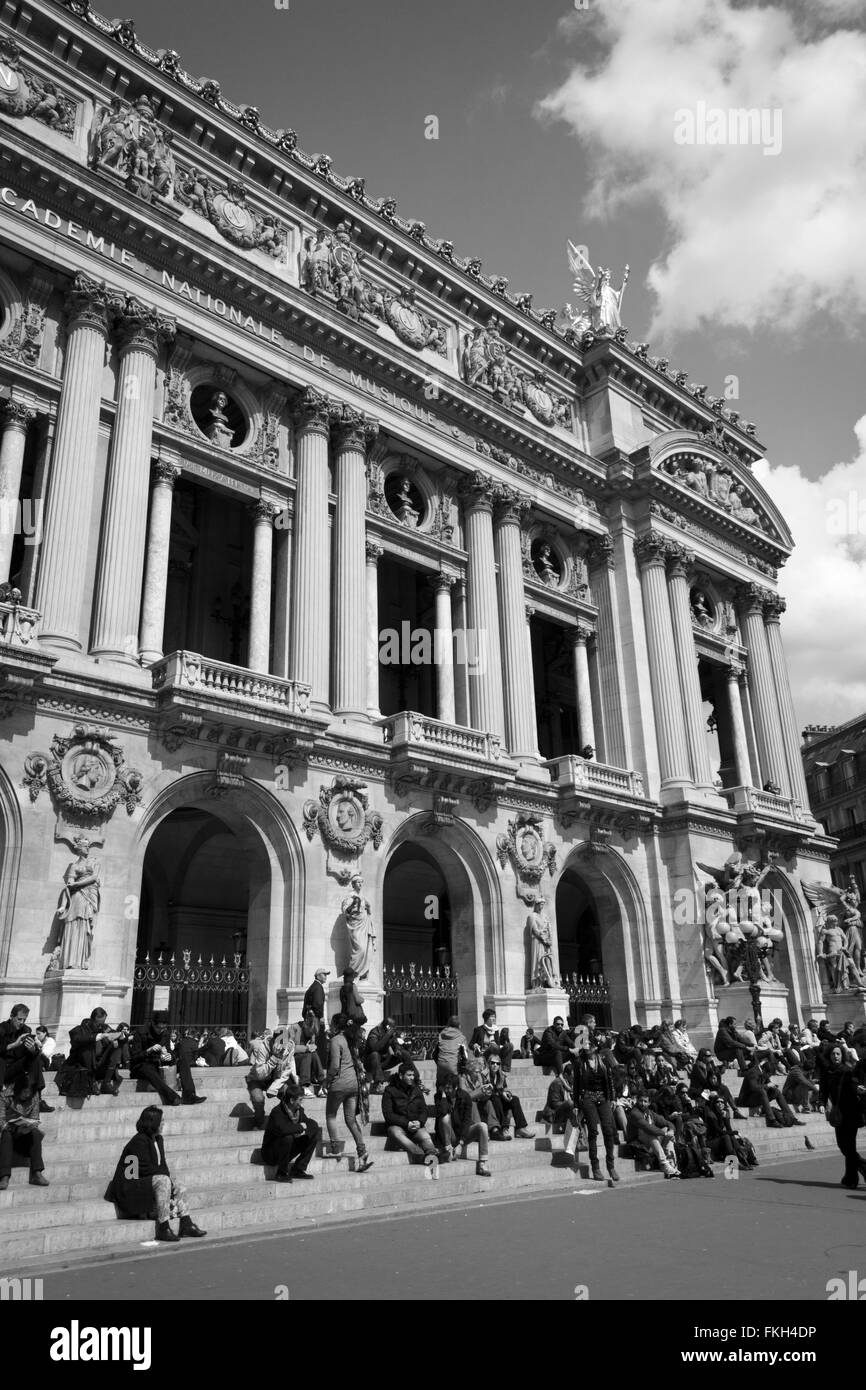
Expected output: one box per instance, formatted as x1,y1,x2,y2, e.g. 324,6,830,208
330,794,364,840
61,747,115,802
213,194,254,235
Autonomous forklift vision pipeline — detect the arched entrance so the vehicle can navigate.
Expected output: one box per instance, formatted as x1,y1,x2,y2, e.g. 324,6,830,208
555,869,610,1027
0,762,22,978
376,817,500,1048
554,853,646,1031
130,774,305,1038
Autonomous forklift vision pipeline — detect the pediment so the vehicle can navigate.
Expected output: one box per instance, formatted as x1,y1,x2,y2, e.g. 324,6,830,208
648,431,791,551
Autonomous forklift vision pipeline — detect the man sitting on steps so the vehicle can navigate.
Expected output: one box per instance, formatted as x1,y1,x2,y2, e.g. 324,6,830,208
129,1011,206,1107
382,1061,441,1173
261,1079,320,1182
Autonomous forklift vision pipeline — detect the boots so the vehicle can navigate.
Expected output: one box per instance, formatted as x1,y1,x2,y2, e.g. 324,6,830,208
156,1221,180,1243
591,1164,605,1181
178,1215,207,1238
606,1160,620,1183
475,1161,492,1177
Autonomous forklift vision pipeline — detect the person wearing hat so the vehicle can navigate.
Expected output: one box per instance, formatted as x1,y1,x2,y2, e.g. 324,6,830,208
303,968,330,1023
261,1079,321,1182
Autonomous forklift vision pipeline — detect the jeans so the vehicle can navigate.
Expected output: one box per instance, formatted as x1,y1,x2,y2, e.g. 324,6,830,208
437,1115,489,1159
0,1126,44,1176
367,1048,411,1085
131,1062,181,1106
834,1118,866,1185
580,1094,617,1165
268,1126,320,1176
387,1123,436,1157
491,1092,529,1131
295,1050,325,1088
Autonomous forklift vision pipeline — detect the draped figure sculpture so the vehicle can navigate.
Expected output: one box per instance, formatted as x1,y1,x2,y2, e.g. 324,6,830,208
342,873,376,982
57,837,102,971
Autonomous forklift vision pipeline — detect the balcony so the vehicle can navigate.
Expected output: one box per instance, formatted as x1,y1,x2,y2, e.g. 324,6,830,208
0,590,40,647
152,651,327,754
545,754,645,800
0,591,57,698
720,783,817,854
379,710,516,809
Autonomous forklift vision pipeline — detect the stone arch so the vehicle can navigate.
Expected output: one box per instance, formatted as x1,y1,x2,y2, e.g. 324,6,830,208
764,868,823,1022
132,773,305,1029
0,762,24,977
368,812,503,1032
553,847,654,1030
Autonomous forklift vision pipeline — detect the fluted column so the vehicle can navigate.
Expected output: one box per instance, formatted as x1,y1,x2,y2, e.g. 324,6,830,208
431,573,456,725
634,531,692,790
495,488,539,761
666,544,717,789
273,504,292,679
764,594,810,808
38,274,124,649
586,535,629,769
571,625,597,753
459,472,505,740
453,577,470,728
92,297,176,660
0,400,36,584
365,539,383,718
726,660,753,787
138,459,179,664
332,405,377,721
736,583,789,795
288,387,332,711
247,500,277,674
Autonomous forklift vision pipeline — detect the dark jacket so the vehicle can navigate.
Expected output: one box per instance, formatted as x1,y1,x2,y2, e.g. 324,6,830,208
737,1063,773,1107
106,1133,170,1218
543,1075,576,1120
339,982,366,1025
469,1024,499,1053
382,1078,429,1131
198,1036,227,1067
714,1023,746,1061
826,1063,866,1125
302,979,325,1021
626,1107,672,1148
539,1026,573,1068
573,1055,615,1102
68,1019,102,1065
451,1084,491,1143
261,1101,319,1164
0,1019,32,1058
129,1022,169,1073
689,1059,720,1097
365,1023,398,1058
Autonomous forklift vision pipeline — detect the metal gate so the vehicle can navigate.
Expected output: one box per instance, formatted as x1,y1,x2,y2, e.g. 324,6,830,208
564,972,611,1029
131,949,250,1045
382,962,458,1056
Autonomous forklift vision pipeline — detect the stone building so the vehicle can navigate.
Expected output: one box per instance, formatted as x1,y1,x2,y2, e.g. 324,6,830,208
0,0,841,1047
802,719,866,897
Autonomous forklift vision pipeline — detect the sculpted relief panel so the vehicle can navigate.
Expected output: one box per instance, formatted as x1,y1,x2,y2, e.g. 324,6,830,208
657,451,771,534
0,37,77,136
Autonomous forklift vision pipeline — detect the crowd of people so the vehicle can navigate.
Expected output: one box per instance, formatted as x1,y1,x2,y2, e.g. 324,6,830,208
1,991,864,1239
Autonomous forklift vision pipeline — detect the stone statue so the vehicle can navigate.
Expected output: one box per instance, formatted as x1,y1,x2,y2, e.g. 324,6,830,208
702,880,730,985
801,879,865,986
690,590,713,626
528,895,558,988
93,93,175,204
342,873,376,981
818,916,852,992
393,476,420,528
302,228,331,293
697,853,782,984
329,222,366,319
566,241,629,334
203,390,233,448
57,837,101,971
533,543,559,587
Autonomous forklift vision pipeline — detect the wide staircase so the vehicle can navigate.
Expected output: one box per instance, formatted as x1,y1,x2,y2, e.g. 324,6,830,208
0,1060,835,1266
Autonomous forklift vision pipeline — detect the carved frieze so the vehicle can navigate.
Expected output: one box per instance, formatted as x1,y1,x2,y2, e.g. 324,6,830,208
460,318,571,428
300,222,448,355
496,812,557,903
23,725,143,826
91,93,177,205
474,438,598,513
0,273,53,368
176,170,287,260
658,452,770,533
0,38,76,135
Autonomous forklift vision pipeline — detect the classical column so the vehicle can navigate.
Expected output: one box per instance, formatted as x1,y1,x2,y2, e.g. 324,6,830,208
138,460,179,664
247,500,277,674
736,583,789,795
37,274,124,650
763,594,811,808
365,539,383,718
432,573,456,725
666,544,717,789
586,534,629,769
91,297,176,660
495,488,539,761
272,502,292,679
726,660,753,787
459,471,505,739
633,531,692,790
332,405,377,721
0,400,36,585
288,387,332,711
571,625,597,753
453,577,470,728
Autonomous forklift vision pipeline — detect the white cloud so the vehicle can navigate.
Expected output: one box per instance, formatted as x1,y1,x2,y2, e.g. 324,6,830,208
755,416,866,725
537,0,866,338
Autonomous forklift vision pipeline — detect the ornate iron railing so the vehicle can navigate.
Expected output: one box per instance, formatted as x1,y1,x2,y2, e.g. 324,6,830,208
131,948,250,1043
563,971,611,1028
382,961,459,1055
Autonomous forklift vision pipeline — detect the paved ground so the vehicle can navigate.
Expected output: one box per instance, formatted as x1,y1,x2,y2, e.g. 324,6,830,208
38,1151,865,1302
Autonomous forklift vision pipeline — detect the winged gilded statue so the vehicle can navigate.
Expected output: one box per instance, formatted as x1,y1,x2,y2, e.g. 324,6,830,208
565,242,630,334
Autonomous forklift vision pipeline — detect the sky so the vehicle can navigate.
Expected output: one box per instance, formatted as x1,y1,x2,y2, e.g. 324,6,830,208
102,0,866,725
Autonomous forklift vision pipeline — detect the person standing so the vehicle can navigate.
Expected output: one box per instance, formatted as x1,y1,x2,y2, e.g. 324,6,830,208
339,969,367,1026
574,1042,620,1182
824,1040,866,1189
324,1015,373,1171
302,968,330,1023
106,1105,207,1242
433,1016,469,1085
262,1080,321,1182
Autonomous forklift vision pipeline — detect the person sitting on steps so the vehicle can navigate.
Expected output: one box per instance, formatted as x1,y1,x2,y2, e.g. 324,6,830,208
261,1079,321,1183
106,1104,206,1242
382,1061,441,1174
0,1077,49,1190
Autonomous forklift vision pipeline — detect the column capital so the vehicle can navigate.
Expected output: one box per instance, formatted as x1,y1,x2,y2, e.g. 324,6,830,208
633,529,672,569
249,498,279,525
64,272,125,334
0,399,36,433
431,571,456,593
292,385,332,434
726,657,747,680
665,541,696,579
762,592,786,623
330,401,379,452
151,459,180,487
458,469,497,512
735,581,773,615
586,533,614,570
493,484,531,526
365,538,384,565
116,297,177,357
571,623,595,647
